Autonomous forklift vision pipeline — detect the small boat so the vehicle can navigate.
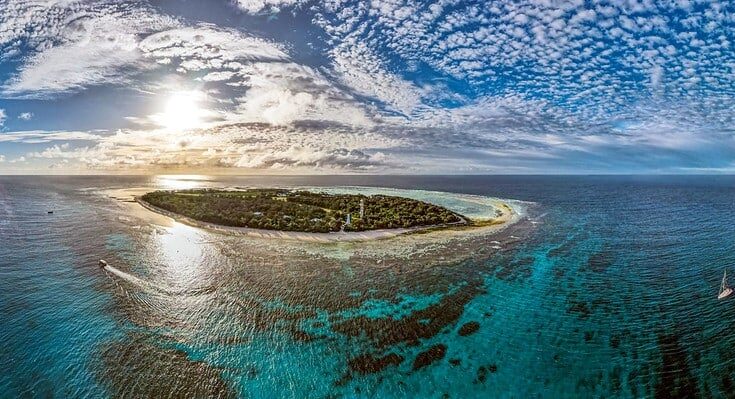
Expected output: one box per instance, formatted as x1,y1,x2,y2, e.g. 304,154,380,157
98,259,108,268
47,211,53,214
718,270,732,300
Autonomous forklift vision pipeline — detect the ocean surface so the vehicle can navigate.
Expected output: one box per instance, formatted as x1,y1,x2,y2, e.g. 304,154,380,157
1,175,734,398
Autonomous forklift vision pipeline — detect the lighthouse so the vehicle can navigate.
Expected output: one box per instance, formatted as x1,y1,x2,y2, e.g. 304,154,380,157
359,198,365,219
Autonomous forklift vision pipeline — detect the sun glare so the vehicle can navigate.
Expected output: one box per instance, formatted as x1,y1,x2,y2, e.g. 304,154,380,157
158,91,206,131
155,174,210,190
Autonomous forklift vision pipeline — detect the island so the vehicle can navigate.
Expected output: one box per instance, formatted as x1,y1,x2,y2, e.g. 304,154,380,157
139,189,467,234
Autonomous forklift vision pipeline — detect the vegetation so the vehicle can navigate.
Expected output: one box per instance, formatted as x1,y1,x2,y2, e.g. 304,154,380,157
140,189,465,233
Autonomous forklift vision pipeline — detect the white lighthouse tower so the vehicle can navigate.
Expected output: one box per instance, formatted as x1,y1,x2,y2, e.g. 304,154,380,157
359,198,365,219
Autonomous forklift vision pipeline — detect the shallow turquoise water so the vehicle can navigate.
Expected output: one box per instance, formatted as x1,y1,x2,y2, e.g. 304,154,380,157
1,175,735,398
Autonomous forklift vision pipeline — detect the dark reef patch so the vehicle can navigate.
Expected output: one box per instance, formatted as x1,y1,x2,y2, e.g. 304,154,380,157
720,374,734,396
348,353,404,375
474,364,498,384
291,330,319,342
458,321,480,336
475,367,488,384
654,333,699,399
336,352,404,386
586,250,615,273
610,365,622,393
332,283,484,348
449,358,461,366
97,337,235,399
610,335,621,349
567,301,591,319
412,344,447,370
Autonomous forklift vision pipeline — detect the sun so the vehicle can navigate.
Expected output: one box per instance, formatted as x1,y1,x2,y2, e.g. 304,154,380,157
158,91,206,131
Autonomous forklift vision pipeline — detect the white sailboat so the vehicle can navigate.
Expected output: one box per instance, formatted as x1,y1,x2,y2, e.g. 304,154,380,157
718,270,733,300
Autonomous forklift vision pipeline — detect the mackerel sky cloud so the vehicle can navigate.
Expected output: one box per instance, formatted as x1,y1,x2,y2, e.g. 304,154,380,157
0,0,733,173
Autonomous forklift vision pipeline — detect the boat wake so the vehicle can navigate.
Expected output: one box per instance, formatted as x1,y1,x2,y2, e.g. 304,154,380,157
102,263,215,297
103,264,163,292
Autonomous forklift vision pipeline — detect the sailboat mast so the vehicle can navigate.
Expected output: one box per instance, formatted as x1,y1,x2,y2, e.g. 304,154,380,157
722,270,728,294
718,270,732,299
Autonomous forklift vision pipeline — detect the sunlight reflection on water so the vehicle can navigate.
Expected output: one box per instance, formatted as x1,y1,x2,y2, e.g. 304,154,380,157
154,175,212,190
155,222,209,286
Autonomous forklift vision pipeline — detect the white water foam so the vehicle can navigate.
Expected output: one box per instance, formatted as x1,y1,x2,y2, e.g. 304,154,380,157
103,264,163,293
103,264,216,296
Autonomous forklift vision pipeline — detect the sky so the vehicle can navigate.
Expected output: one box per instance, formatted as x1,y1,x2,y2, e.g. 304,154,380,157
0,0,733,174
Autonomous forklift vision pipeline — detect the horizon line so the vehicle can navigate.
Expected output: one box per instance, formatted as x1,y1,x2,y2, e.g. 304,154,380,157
1,173,734,177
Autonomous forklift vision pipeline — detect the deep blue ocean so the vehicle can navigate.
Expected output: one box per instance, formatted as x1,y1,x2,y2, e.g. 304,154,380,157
1,175,734,398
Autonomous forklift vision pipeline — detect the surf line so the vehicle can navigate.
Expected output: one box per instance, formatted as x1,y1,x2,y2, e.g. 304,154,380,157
99,260,214,296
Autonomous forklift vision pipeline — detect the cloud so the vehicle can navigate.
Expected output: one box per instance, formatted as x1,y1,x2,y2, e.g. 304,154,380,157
16,122,402,172
232,0,307,14
138,26,288,66
227,147,387,170
1,1,177,98
0,108,5,126
27,143,72,158
327,37,425,116
310,0,735,125
0,130,105,144
231,64,374,126
17,112,33,121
